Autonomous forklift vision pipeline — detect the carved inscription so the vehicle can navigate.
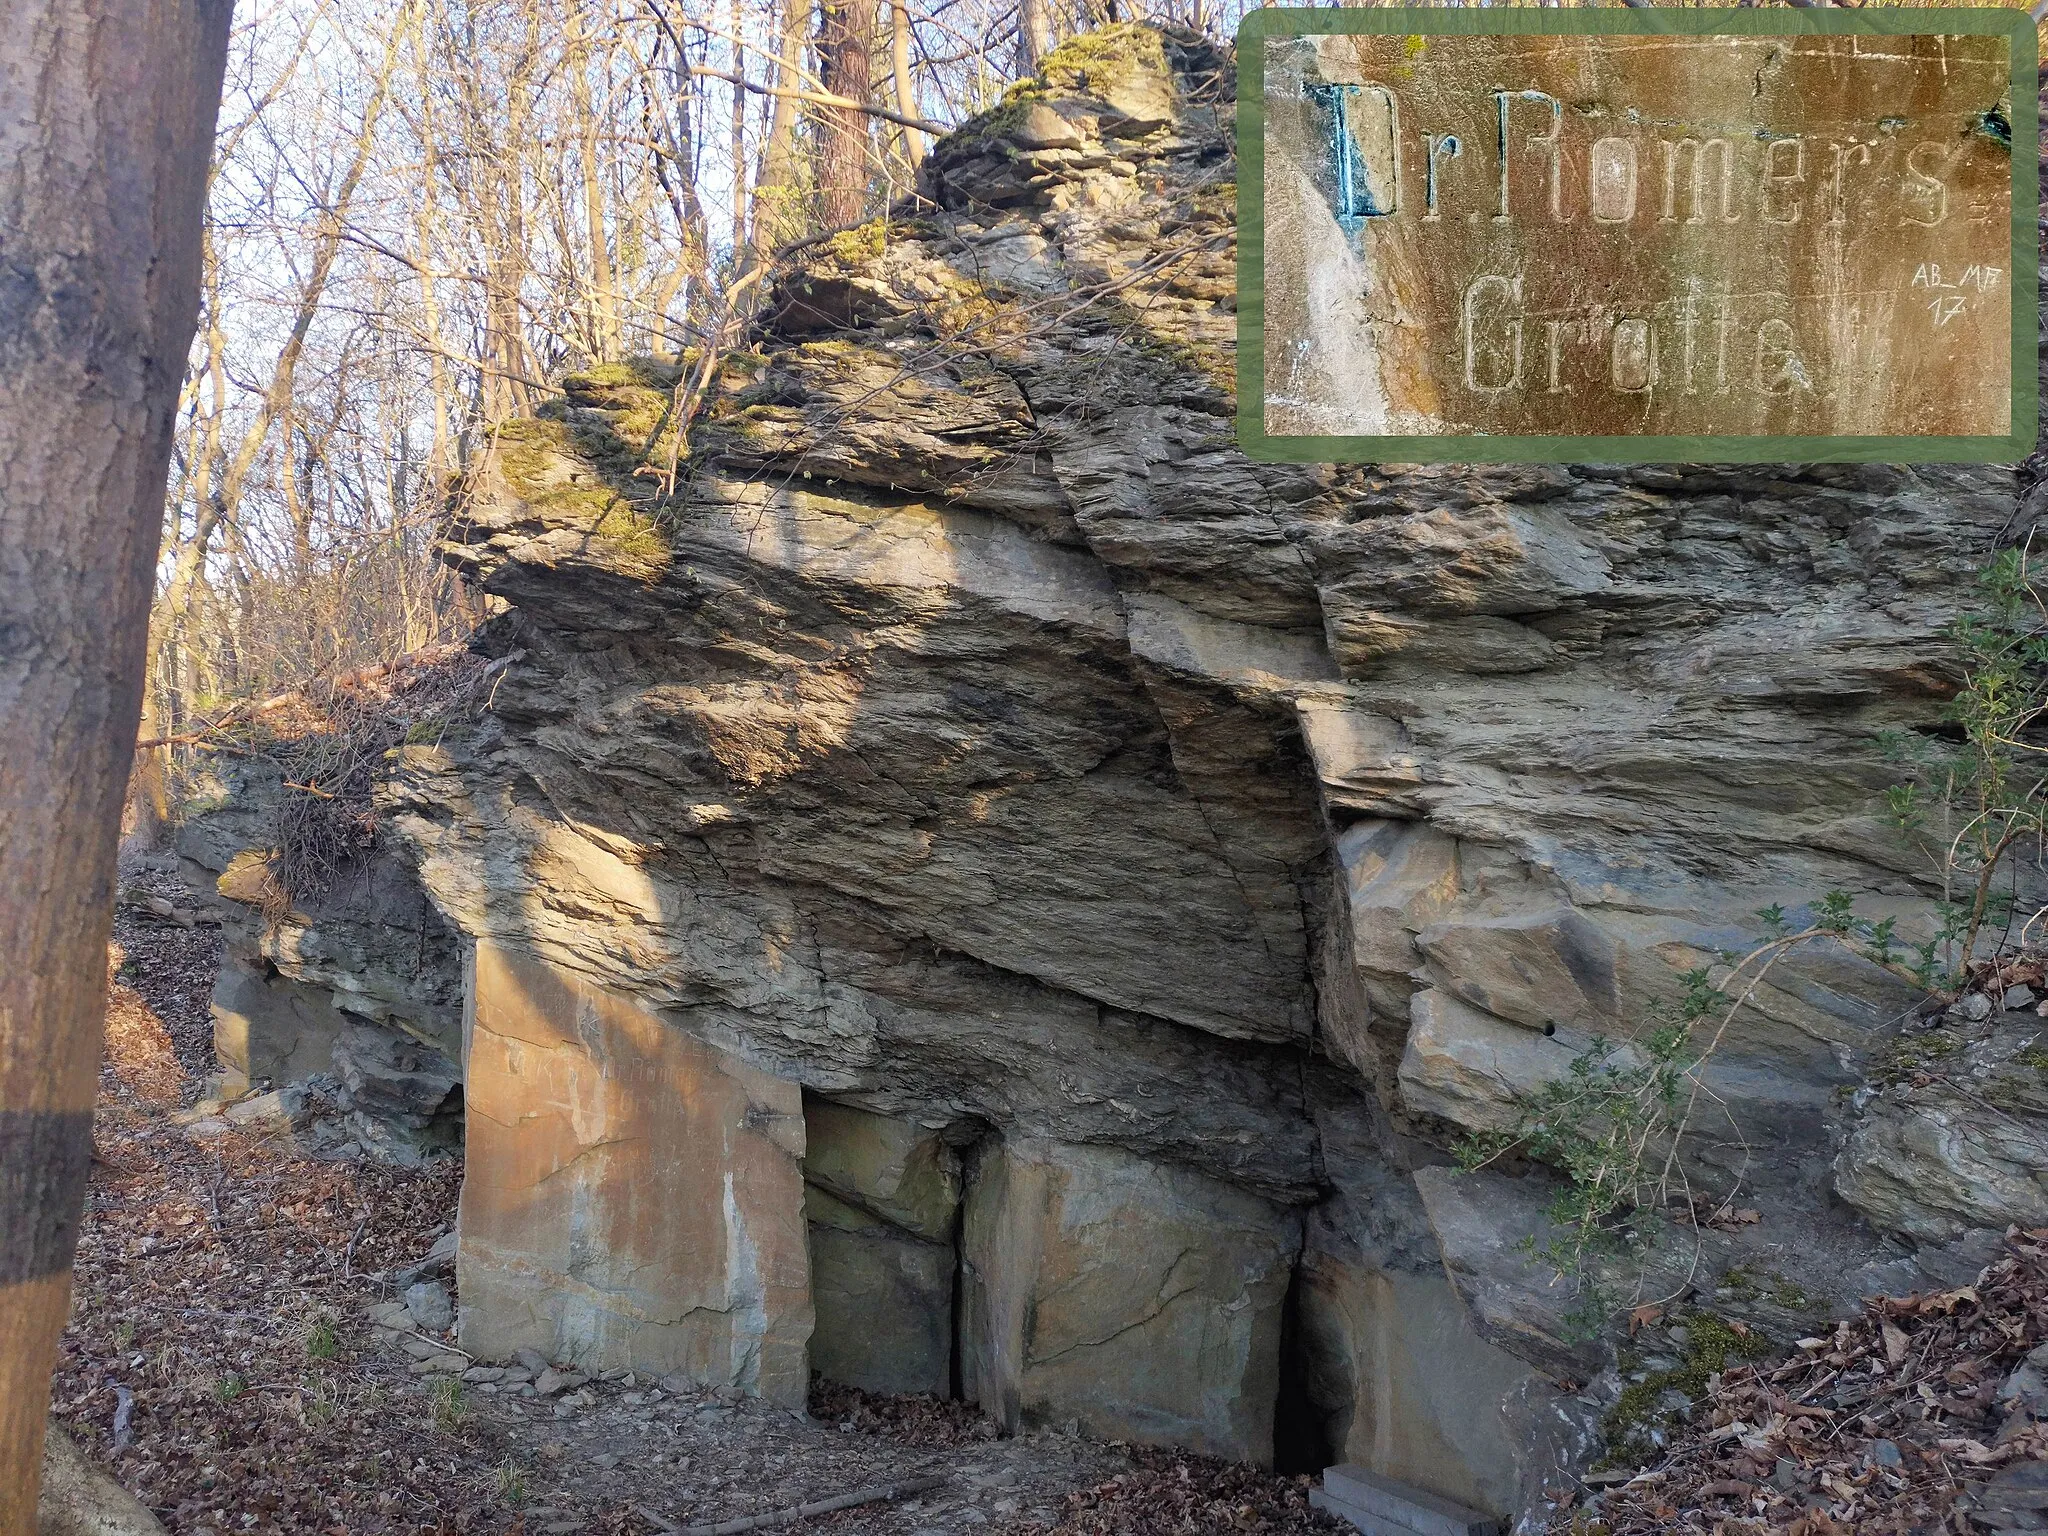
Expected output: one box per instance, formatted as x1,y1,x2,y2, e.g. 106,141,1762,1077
1261,32,2016,441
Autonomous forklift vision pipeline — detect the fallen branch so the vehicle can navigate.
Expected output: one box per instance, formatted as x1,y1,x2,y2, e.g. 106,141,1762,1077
116,888,215,928
671,1475,944,1535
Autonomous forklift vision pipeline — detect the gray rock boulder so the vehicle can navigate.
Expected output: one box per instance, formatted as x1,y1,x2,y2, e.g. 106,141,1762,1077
404,1279,454,1333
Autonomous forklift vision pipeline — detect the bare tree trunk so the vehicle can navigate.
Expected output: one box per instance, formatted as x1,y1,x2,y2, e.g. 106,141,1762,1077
1016,0,1053,77
890,0,924,169
751,0,810,256
406,15,456,481
123,679,171,854
814,0,878,227
159,7,404,645
0,0,229,1525
565,0,620,362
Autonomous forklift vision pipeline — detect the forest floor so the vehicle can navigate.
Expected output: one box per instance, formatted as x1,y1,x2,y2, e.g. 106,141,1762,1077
49,872,1347,1536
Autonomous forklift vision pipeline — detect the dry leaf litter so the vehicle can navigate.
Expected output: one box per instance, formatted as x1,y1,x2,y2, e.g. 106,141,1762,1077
54,864,1346,1536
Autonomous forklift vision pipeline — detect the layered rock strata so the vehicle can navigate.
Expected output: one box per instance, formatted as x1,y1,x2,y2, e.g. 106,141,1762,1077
177,761,464,1162
183,25,2048,1528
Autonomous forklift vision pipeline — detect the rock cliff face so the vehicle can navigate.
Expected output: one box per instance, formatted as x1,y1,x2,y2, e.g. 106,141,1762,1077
189,25,2048,1528
178,760,465,1163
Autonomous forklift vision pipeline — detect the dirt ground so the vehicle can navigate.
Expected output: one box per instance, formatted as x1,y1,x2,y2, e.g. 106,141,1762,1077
50,872,1347,1536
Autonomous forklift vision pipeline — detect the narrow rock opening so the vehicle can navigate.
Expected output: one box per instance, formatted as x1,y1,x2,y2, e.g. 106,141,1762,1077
1270,1261,1337,1475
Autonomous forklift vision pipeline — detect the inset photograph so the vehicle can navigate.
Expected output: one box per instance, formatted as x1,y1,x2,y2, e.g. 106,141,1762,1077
1240,10,2035,461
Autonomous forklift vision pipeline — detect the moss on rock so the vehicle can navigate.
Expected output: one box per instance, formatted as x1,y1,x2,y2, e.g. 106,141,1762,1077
1600,1312,1773,1468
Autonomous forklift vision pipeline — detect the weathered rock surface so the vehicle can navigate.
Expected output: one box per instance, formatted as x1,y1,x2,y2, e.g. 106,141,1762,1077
38,1426,164,1536
1835,1006,2048,1242
178,761,464,1161
172,23,2048,1524
457,940,813,1406
961,1138,1298,1464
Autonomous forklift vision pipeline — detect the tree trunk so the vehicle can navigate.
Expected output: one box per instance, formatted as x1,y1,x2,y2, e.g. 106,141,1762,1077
815,0,878,228
1016,0,1053,78
0,0,229,1527
890,0,924,170
564,0,620,362
751,0,811,256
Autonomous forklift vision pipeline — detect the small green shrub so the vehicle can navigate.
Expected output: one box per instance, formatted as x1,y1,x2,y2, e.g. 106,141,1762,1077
304,1314,339,1362
1466,551,2048,1334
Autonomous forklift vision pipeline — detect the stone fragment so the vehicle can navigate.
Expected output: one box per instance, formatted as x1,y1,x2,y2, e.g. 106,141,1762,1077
1313,1464,1500,1536
1996,1343,2048,1438
1956,992,1995,1024
960,1138,1297,1463
1961,1460,2048,1531
2009,986,2039,1012
457,941,813,1407
394,1229,459,1288
404,1280,455,1333
1008,103,1086,151
223,1086,307,1128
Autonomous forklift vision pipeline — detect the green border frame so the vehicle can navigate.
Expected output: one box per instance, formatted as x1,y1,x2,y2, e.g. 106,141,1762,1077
1234,7,2039,464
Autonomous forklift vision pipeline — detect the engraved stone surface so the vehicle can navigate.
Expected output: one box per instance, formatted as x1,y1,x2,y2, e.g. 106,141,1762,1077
456,940,813,1405
1261,30,2015,441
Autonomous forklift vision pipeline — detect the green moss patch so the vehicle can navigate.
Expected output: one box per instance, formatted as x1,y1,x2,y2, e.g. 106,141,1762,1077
1034,23,1169,97
1601,1312,1774,1468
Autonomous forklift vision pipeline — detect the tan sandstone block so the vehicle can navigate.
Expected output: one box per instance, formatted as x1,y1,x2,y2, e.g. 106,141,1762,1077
457,940,813,1406
961,1139,1297,1464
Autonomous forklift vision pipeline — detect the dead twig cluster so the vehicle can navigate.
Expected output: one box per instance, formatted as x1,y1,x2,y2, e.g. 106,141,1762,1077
149,643,513,915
